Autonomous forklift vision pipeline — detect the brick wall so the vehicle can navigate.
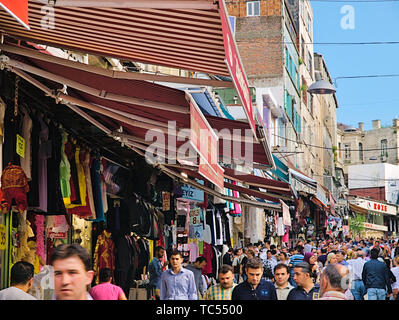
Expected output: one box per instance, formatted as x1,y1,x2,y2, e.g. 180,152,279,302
349,187,386,202
234,15,283,81
226,0,282,17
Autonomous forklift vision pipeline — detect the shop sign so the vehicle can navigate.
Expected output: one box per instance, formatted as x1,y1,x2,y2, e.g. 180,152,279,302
0,0,30,30
162,192,170,211
189,208,201,226
363,222,388,232
0,224,6,250
219,0,257,140
189,100,224,190
181,181,204,203
365,200,396,216
16,134,25,158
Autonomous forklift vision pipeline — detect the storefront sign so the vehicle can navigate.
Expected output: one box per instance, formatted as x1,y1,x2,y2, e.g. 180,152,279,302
352,198,397,216
219,0,257,140
181,181,204,203
0,224,6,250
16,134,25,158
189,100,224,190
0,0,29,30
364,222,388,232
162,192,170,211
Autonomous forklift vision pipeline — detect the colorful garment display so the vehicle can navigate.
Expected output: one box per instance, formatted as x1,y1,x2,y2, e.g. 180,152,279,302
93,230,115,284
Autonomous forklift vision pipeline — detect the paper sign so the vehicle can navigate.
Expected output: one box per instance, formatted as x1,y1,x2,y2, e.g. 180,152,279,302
16,134,25,158
0,224,6,250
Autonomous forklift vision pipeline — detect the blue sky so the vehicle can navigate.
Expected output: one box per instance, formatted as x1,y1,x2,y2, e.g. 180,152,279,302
312,0,399,130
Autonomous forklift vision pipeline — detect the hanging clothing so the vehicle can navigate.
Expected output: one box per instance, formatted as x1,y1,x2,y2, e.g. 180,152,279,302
2,103,22,169
93,230,115,284
90,154,105,222
200,242,213,275
46,122,66,214
36,118,50,212
59,129,71,200
27,114,40,207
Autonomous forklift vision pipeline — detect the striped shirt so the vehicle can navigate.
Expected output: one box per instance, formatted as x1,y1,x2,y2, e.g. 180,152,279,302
203,283,237,300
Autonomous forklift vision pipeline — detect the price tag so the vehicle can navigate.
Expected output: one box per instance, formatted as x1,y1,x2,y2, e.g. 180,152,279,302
0,224,6,250
16,134,25,158
189,208,201,226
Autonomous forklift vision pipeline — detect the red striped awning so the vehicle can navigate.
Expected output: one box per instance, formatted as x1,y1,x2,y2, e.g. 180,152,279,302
0,0,229,76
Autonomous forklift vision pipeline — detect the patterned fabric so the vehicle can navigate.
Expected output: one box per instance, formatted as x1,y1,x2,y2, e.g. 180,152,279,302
1,164,29,190
94,230,115,284
203,283,237,300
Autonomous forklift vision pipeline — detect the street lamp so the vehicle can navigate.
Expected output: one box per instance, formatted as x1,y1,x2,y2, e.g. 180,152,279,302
307,79,336,95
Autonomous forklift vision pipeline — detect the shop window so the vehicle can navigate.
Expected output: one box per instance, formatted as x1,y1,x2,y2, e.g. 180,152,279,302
359,142,363,161
344,144,351,161
381,139,388,157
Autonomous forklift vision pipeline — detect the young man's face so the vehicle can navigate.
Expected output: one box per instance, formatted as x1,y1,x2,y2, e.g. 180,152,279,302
246,267,263,286
169,254,183,270
53,256,94,300
218,271,234,289
274,267,290,287
156,249,165,259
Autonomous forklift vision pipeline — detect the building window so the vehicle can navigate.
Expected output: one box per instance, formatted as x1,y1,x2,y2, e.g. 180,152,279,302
338,142,342,159
359,142,363,161
247,1,260,16
381,139,388,157
344,144,351,161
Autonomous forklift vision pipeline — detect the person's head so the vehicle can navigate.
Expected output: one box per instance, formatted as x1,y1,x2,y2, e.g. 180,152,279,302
245,258,263,287
326,253,337,265
10,261,34,291
194,256,207,269
237,248,243,256
370,248,380,260
218,265,234,289
154,246,165,259
267,250,272,259
293,262,313,288
99,268,113,283
321,247,327,254
51,243,94,300
227,248,234,254
356,249,364,259
303,252,315,265
319,263,350,297
336,251,345,263
394,256,399,267
169,250,184,270
278,252,287,261
246,249,255,259
274,263,290,287
295,245,303,254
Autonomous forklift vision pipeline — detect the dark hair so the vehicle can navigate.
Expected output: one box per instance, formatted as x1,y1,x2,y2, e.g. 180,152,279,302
169,249,182,259
295,245,303,253
270,249,277,255
279,252,287,259
370,248,379,260
246,249,255,257
51,243,92,271
195,256,207,264
270,244,276,250
294,262,312,275
274,263,289,274
99,268,113,283
245,257,263,270
10,261,34,285
219,264,233,274
321,248,327,254
155,246,165,254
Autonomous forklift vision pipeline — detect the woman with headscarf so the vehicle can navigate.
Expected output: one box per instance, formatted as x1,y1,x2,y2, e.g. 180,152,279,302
304,252,321,284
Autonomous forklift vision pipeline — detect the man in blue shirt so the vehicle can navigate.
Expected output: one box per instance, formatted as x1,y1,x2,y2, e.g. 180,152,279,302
232,257,277,300
160,250,197,300
336,251,349,266
287,262,320,300
288,246,304,287
148,246,165,299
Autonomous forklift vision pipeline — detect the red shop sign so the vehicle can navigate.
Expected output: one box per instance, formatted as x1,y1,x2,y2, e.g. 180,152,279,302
0,0,29,29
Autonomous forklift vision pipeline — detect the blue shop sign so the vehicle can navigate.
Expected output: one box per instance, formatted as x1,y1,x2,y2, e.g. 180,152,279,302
180,180,204,202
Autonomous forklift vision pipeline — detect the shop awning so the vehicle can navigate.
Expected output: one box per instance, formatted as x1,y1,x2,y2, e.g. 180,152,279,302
0,43,274,171
0,0,258,139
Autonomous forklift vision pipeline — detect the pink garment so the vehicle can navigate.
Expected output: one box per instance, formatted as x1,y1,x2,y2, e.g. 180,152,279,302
200,242,213,275
89,283,125,300
282,227,289,243
188,242,199,263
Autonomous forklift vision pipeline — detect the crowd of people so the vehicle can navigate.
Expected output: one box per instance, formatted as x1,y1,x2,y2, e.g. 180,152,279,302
0,236,398,300
152,236,399,301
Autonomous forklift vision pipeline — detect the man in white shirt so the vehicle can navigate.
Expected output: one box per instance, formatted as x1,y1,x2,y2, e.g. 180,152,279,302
0,261,37,300
347,249,366,300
